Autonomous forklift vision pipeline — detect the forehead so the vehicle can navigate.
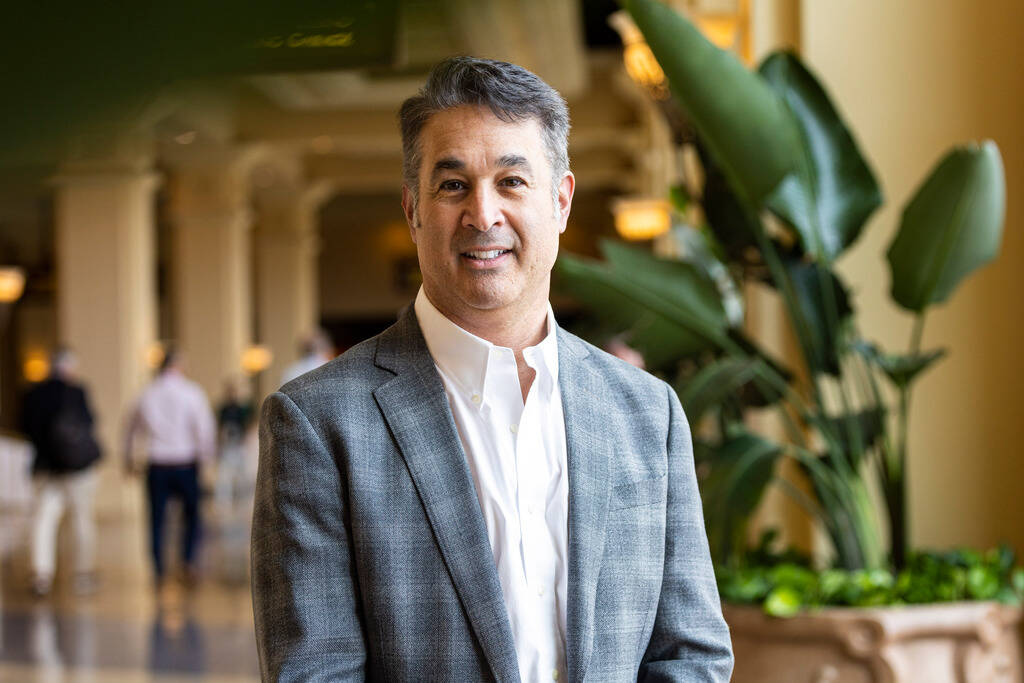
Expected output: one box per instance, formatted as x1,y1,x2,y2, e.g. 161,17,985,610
417,105,548,173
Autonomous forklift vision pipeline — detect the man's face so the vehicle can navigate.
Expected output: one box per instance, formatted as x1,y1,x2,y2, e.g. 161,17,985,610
402,105,574,329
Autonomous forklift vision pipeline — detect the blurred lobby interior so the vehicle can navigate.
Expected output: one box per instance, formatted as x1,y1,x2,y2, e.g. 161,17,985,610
1,0,1023,680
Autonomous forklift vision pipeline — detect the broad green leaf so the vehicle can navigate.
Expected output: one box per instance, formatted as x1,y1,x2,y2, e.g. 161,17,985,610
759,52,883,261
702,432,784,563
626,0,803,206
853,341,947,389
599,240,727,331
699,143,764,263
887,141,1005,312
785,262,853,376
677,356,781,427
555,253,722,361
822,408,886,467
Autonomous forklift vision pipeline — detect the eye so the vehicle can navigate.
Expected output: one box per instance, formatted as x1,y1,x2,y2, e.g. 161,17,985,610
500,176,526,188
439,179,467,192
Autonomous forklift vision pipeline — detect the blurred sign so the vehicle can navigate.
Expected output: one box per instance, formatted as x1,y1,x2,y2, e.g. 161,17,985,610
236,2,400,74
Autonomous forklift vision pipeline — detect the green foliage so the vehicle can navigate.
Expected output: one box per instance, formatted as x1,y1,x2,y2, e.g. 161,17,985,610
718,536,1024,616
560,1,1008,584
887,142,1006,312
853,342,947,390
701,433,785,563
758,51,883,261
625,0,804,206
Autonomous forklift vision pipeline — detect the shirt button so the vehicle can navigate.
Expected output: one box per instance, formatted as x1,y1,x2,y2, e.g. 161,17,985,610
537,586,545,596
552,670,559,680
509,423,518,434
471,394,482,405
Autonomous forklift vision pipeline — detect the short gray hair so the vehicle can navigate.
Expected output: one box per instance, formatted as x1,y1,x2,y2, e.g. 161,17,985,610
399,56,571,205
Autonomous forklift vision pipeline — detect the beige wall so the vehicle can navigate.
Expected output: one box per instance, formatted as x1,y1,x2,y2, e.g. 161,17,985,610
802,0,1024,552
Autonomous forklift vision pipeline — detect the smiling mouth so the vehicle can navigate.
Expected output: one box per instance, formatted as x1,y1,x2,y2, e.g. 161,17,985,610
463,249,512,260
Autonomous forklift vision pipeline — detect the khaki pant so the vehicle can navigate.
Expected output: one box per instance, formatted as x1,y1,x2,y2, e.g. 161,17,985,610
31,468,98,578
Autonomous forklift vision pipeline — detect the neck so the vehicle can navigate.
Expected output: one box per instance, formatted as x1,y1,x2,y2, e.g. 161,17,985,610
426,295,549,355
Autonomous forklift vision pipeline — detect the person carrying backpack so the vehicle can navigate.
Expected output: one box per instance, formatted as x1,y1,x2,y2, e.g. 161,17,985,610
21,346,102,597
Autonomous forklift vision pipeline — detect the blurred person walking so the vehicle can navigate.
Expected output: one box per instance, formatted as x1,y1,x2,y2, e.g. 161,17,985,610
124,348,215,586
214,377,254,510
279,329,332,386
21,347,102,597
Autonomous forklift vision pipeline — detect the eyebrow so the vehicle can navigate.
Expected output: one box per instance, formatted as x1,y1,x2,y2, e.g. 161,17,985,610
429,154,533,182
497,154,531,172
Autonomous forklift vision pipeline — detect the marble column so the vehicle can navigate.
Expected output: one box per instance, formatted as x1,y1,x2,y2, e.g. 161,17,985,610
165,148,257,401
52,139,160,516
253,181,333,398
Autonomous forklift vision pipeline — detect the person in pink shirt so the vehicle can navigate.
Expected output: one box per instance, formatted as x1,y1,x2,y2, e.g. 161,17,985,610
124,348,216,585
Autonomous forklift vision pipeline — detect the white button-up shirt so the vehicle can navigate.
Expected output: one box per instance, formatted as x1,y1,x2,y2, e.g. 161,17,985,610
415,288,569,683
123,370,217,467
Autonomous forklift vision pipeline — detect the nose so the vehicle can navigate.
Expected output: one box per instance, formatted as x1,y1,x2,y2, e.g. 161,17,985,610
462,184,504,232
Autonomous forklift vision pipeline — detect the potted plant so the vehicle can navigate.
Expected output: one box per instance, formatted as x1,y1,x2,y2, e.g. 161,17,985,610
556,0,1022,679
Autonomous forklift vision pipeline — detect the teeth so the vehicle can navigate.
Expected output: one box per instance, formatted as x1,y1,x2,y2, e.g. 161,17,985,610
465,250,506,259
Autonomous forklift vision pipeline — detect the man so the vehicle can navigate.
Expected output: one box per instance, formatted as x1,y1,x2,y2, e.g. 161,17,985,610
252,57,733,682
125,348,216,585
21,347,102,597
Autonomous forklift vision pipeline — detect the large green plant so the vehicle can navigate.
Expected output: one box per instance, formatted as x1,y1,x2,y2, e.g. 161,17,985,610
558,0,1006,573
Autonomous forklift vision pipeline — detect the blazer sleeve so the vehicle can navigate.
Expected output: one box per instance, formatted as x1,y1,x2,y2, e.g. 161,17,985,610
251,391,368,682
638,384,734,682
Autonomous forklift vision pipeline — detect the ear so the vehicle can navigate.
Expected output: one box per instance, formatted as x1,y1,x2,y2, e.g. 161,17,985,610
401,185,417,242
556,171,575,234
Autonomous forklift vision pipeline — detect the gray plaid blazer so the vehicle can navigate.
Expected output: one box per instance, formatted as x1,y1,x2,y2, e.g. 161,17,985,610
251,307,733,682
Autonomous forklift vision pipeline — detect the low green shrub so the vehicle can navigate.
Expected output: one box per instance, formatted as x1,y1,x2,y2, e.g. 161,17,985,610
717,533,1024,617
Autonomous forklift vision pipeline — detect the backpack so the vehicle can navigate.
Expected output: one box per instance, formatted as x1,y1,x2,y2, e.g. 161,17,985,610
48,387,101,471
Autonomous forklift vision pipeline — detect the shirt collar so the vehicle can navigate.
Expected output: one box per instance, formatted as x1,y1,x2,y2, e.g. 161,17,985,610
414,287,560,401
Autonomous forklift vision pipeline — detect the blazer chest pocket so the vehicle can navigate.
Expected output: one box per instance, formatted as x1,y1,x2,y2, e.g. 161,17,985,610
610,474,666,510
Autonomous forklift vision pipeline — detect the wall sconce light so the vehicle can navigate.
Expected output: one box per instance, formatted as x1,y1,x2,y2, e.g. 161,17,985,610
0,266,26,303
23,349,49,382
612,197,672,241
608,11,668,99
144,342,166,370
241,344,274,375
610,2,751,98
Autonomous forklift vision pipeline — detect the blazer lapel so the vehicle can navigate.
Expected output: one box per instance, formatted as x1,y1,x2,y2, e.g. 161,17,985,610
558,330,613,683
373,309,520,683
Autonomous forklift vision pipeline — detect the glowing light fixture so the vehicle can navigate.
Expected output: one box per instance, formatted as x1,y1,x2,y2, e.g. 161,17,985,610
145,342,166,370
0,266,26,303
24,350,49,382
612,197,672,241
608,11,668,99
241,344,274,375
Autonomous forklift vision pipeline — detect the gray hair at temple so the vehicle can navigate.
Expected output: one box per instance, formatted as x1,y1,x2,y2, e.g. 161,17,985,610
399,56,571,209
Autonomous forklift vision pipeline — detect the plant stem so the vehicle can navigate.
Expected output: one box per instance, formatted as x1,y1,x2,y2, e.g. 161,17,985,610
891,313,927,570
910,314,925,355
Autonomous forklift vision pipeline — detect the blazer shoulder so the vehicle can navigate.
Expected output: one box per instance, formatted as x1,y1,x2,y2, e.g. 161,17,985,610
278,336,380,400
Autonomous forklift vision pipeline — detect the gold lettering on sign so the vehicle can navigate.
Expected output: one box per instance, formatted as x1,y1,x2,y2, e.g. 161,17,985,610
255,36,285,48
286,32,354,48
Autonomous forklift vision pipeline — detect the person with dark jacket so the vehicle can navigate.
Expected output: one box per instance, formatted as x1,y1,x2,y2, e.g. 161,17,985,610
21,347,102,597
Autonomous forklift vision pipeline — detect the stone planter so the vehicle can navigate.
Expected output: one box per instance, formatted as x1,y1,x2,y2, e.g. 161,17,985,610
725,601,1022,682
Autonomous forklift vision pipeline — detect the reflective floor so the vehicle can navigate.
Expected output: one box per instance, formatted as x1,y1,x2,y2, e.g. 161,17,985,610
1,499,260,682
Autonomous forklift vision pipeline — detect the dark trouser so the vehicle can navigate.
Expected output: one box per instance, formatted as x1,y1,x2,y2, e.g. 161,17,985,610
146,463,200,579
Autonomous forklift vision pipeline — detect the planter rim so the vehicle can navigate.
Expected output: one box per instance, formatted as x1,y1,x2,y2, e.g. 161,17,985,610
723,599,1021,618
